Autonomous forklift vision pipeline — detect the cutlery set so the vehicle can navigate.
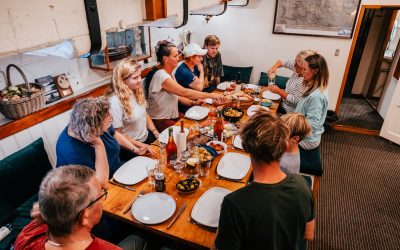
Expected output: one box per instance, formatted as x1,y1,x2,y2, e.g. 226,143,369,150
123,190,146,214
215,175,246,183
109,179,136,191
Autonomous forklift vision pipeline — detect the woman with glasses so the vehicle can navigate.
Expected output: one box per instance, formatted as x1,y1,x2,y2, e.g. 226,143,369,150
15,165,147,250
110,59,157,159
56,97,148,188
261,50,316,114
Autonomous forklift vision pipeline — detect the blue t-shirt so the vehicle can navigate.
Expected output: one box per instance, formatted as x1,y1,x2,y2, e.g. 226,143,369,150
56,125,121,177
174,62,200,89
174,62,200,113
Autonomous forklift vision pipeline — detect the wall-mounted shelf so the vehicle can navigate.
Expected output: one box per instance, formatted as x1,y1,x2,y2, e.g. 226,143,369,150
190,1,228,16
142,0,188,28
228,0,250,7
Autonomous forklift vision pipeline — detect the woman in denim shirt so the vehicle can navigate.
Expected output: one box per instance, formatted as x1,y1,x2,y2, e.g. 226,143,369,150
295,54,329,150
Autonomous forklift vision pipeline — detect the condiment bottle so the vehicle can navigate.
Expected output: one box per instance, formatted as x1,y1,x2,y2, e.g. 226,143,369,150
166,128,177,166
155,170,166,192
214,110,224,141
176,120,187,157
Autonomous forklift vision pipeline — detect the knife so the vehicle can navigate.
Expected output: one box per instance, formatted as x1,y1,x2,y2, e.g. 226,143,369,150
109,180,136,191
167,203,187,229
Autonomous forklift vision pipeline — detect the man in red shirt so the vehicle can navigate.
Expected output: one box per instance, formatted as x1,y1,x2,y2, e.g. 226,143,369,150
14,165,124,249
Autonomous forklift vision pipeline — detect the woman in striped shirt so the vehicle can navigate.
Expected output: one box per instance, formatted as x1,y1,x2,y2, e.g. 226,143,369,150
262,50,316,114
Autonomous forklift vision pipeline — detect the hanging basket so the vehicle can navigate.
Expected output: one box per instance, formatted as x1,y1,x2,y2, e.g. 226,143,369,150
0,64,45,120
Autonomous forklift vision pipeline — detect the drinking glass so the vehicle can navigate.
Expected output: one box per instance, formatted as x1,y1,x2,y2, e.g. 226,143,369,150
146,165,155,188
158,144,166,164
268,76,276,86
229,80,236,92
190,121,200,137
199,161,211,178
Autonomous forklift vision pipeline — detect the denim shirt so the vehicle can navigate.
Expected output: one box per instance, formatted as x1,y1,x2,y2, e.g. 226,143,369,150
295,88,328,143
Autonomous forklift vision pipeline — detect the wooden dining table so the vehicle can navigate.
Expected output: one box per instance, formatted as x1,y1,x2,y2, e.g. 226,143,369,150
103,90,279,249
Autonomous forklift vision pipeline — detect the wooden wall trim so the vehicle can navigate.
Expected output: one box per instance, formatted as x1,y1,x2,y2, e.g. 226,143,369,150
332,124,380,136
335,6,366,113
0,84,110,140
0,64,159,140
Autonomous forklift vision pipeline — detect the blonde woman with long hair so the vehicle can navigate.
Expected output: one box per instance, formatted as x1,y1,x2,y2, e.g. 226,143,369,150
295,53,329,150
110,59,157,159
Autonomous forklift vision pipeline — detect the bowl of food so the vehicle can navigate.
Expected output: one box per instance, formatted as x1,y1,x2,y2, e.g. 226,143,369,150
197,146,216,162
206,141,227,155
222,107,244,123
260,98,273,107
176,178,200,194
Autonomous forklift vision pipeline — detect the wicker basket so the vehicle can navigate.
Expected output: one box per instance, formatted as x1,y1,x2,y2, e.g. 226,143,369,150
0,64,45,120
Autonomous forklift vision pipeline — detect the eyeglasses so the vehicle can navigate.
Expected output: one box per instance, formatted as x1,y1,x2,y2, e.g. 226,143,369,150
75,188,108,221
85,188,108,209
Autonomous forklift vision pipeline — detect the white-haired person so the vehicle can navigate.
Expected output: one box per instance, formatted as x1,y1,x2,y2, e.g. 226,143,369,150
110,59,158,160
15,165,147,250
174,43,207,113
261,50,316,114
56,97,149,189
147,40,227,132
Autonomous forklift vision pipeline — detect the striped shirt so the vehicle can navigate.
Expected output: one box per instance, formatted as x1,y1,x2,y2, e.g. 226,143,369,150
281,59,304,113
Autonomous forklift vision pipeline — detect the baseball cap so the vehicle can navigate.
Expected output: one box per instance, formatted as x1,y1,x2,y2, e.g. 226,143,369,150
183,43,207,57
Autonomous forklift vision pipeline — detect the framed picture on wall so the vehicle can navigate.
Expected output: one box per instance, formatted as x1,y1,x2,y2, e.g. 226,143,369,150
273,0,362,38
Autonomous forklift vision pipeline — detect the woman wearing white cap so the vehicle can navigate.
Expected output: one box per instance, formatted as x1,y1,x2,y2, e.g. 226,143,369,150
174,43,207,113
147,40,227,132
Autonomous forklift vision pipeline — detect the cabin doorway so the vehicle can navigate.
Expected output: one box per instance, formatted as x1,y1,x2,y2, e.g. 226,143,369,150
334,6,400,136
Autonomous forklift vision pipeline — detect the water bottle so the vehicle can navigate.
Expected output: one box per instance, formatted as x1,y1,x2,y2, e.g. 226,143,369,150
0,224,13,241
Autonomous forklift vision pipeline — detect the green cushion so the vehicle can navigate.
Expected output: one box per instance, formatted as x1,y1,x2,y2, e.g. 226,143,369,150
221,65,253,84
0,194,16,227
0,194,38,250
258,72,289,89
0,138,52,208
299,146,323,176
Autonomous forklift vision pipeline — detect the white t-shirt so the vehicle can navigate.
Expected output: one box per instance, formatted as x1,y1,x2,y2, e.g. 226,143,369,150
147,69,179,119
110,94,148,142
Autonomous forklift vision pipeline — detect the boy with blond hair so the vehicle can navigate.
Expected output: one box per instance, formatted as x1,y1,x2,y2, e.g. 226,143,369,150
280,112,311,174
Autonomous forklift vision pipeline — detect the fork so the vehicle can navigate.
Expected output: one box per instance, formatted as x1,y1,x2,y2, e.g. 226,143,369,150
215,175,246,183
123,190,145,214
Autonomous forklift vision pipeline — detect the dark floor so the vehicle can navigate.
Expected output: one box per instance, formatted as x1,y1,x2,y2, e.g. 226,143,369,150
337,97,384,131
308,130,400,250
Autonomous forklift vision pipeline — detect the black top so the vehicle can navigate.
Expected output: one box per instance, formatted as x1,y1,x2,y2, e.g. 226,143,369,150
215,173,314,250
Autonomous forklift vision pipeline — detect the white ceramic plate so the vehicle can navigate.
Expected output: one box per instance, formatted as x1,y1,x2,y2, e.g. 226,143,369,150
247,105,269,116
243,84,258,89
233,135,243,149
185,106,210,120
216,81,230,91
132,192,176,224
217,152,251,180
159,126,189,144
204,98,213,104
191,187,231,228
113,156,158,185
206,141,227,154
262,90,281,100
